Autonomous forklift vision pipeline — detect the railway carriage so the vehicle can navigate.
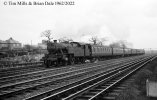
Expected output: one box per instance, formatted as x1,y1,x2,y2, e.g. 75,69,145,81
131,49,137,55
136,49,141,55
91,45,112,57
112,48,124,56
88,45,113,61
124,48,132,56
141,49,145,54
136,49,145,55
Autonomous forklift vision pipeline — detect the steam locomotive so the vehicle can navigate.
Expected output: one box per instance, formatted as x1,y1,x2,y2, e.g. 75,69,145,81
43,40,145,67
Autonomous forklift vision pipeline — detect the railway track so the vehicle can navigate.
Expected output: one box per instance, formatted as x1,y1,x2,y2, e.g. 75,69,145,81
0,55,153,100
0,56,144,78
0,62,45,77
0,55,143,85
40,55,155,100
0,58,122,78
0,61,43,69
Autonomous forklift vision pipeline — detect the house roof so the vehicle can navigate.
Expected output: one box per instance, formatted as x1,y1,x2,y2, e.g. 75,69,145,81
0,40,6,43
5,37,20,44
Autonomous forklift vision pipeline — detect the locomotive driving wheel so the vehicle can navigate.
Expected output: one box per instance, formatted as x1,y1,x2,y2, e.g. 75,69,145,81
81,58,85,63
63,60,68,66
46,60,51,68
69,57,75,65
53,61,58,67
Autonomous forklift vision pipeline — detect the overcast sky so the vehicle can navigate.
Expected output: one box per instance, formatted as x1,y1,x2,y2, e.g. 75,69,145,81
0,0,157,49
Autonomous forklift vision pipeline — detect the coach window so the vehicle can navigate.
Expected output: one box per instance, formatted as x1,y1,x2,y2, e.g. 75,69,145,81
94,47,96,52
92,47,94,52
99,47,100,52
98,47,100,53
95,47,97,53
100,47,101,52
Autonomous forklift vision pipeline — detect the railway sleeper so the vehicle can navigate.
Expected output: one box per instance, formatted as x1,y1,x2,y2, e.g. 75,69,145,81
89,89,103,92
103,96,116,100
107,92,120,96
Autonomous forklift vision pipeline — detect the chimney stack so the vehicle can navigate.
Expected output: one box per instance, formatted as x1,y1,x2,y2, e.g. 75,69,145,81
54,40,57,43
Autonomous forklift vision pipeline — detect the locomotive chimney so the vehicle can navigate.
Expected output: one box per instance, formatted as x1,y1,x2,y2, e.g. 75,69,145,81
54,40,57,43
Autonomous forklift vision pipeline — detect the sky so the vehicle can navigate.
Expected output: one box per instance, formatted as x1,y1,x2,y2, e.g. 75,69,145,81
0,0,157,49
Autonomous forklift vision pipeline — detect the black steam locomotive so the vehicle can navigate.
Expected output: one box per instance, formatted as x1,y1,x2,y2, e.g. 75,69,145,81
43,40,145,67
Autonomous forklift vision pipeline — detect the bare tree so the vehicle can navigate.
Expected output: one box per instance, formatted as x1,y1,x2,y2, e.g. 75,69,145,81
58,37,73,43
89,36,107,45
118,40,127,49
41,30,53,42
97,37,107,45
89,36,99,45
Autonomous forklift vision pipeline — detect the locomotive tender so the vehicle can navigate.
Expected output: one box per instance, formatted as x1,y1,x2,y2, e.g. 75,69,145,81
43,40,145,67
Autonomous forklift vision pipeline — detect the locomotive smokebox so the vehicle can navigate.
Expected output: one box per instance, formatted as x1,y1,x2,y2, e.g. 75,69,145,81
54,40,57,43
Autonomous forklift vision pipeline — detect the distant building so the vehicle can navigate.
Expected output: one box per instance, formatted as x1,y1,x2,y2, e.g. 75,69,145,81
37,40,48,54
38,40,47,49
0,40,7,49
42,40,48,44
0,37,22,50
38,43,47,49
